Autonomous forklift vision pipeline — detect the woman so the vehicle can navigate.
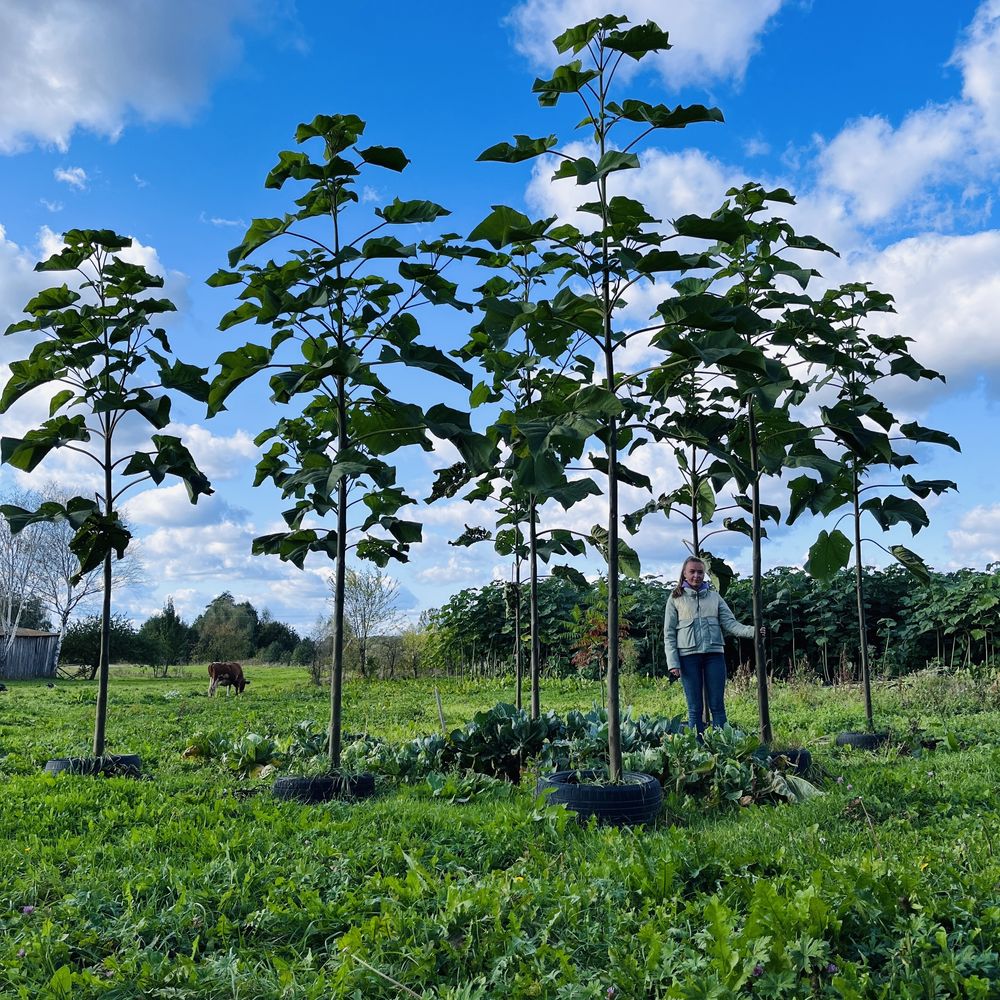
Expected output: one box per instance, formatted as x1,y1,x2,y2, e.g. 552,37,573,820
664,556,764,735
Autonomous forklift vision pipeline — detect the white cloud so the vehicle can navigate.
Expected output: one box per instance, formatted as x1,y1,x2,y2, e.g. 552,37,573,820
0,0,261,153
845,230,1000,399
507,0,785,87
815,0,1000,228
166,424,259,481
817,105,976,226
417,556,482,585
200,211,245,228
123,483,249,529
40,199,63,213
954,0,1000,137
54,166,88,189
947,503,1000,564
526,144,741,235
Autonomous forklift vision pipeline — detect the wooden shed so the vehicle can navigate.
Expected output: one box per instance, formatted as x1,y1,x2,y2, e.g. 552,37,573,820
0,627,59,679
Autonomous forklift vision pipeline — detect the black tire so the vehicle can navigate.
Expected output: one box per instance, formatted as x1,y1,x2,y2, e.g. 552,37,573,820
44,754,142,778
273,772,376,804
536,769,663,826
767,748,813,775
835,731,890,750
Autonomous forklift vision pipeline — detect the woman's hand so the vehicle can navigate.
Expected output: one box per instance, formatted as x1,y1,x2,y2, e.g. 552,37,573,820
759,626,767,638
669,668,680,679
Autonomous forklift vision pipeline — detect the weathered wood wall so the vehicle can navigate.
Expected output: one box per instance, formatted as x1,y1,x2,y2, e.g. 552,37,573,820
0,635,58,679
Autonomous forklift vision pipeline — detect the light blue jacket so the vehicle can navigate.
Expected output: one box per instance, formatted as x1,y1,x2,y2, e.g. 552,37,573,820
663,587,754,673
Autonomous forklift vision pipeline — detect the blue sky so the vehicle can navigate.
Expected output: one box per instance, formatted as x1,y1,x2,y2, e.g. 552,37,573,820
1,0,998,632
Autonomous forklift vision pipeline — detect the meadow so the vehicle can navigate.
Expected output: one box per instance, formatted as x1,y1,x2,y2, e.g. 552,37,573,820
2,666,999,999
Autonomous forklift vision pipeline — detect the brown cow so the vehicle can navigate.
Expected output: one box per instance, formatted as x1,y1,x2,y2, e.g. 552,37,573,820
207,661,248,696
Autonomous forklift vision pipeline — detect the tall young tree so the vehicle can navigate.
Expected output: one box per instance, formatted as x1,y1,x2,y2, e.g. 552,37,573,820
0,229,212,755
652,184,840,742
476,15,723,777
208,114,489,770
791,282,959,729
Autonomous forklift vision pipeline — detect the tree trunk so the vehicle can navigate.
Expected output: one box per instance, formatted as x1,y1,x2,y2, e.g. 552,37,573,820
747,401,772,744
852,467,873,729
328,377,348,771
529,497,540,720
513,560,523,710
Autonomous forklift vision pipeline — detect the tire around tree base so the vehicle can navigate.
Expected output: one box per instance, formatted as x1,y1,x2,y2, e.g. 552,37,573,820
43,754,142,778
536,769,663,826
272,772,376,804
835,731,890,750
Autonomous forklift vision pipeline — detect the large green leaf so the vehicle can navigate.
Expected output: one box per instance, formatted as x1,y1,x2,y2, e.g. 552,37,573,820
860,494,929,535
673,211,752,243
805,529,853,582
357,145,410,171
1,416,90,472
889,545,931,584
228,216,295,266
378,342,471,388
376,198,450,224
899,421,960,452
901,474,956,498
531,62,599,106
149,351,212,402
611,99,724,128
553,15,626,54
477,135,558,163
604,22,672,58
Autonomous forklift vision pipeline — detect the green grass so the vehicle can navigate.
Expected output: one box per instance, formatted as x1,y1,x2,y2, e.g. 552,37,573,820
1,666,998,998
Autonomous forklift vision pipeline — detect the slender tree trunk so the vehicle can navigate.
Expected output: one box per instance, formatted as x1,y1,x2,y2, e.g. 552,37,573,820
513,559,523,710
852,466,873,730
93,419,113,757
690,463,710,727
529,497,540,720
329,378,348,771
747,401,772,744
605,346,622,780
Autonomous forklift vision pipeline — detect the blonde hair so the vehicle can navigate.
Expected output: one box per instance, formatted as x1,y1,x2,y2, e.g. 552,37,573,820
672,556,706,598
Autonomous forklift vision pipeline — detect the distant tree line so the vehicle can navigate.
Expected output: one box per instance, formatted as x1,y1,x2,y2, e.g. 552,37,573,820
59,592,315,677
421,564,1000,682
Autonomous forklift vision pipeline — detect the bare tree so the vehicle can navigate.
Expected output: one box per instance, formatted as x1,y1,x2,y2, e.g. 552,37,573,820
0,488,47,666
32,484,146,666
336,567,404,678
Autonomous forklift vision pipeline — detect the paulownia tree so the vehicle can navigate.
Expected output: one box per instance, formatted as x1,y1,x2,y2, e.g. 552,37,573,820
208,114,490,771
651,184,840,743
790,282,959,730
450,235,598,717
0,229,212,755
476,15,723,778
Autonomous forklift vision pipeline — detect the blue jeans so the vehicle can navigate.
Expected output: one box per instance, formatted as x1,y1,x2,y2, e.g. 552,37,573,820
678,652,727,735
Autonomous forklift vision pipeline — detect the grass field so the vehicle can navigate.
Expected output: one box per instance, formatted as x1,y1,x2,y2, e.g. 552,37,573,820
2,666,999,998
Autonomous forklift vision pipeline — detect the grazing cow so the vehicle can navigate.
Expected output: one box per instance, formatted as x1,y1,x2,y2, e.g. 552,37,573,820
207,661,248,696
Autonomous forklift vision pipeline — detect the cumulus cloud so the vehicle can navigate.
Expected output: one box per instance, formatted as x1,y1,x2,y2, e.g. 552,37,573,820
947,503,1000,564
815,0,1000,228
165,423,259,481
954,0,1000,137
507,0,785,87
0,0,262,152
526,144,740,235
123,483,249,528
844,230,1000,400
